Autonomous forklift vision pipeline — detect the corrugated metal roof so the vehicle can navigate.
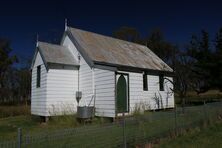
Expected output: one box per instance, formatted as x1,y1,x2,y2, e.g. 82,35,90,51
67,27,173,72
38,41,79,66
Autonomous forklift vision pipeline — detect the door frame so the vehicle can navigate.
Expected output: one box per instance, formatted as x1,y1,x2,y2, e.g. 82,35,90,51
115,72,130,114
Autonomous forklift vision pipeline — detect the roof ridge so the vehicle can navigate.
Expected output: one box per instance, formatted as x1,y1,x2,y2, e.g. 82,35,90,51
66,26,173,72
36,40,79,68
67,26,149,49
37,41,67,48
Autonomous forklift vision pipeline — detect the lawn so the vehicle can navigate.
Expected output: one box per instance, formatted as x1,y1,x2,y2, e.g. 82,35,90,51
0,105,30,118
0,102,222,147
175,90,222,105
0,116,69,140
0,114,111,141
157,122,222,148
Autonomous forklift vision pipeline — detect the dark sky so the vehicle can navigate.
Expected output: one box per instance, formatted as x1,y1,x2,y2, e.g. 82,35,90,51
1,0,222,66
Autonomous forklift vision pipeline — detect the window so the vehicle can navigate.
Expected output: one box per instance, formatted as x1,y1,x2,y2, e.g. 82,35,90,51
143,73,148,91
159,74,164,91
37,65,41,88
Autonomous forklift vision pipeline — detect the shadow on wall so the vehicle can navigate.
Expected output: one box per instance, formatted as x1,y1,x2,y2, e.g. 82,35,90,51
152,90,173,110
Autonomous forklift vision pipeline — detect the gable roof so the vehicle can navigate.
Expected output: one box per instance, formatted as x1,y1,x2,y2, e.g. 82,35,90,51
66,27,173,73
31,41,79,69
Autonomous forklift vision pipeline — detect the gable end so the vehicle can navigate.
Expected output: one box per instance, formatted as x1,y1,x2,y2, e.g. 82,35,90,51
30,48,49,71
65,29,94,68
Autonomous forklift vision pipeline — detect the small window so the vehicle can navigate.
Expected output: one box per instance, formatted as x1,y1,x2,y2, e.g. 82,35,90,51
143,73,148,91
37,65,41,88
159,74,164,91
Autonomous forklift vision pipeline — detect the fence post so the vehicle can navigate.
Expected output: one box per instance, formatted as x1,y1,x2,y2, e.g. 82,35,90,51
17,128,22,148
174,105,177,136
122,112,126,148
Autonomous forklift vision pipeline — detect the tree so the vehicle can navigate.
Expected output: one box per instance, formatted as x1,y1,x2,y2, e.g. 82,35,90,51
113,27,178,66
215,28,222,53
215,28,222,91
146,29,178,66
113,26,142,43
0,39,17,87
17,68,31,105
164,50,193,112
187,30,213,94
17,57,32,105
0,38,18,102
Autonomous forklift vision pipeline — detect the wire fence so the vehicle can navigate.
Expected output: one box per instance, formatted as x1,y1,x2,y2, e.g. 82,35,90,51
1,101,222,148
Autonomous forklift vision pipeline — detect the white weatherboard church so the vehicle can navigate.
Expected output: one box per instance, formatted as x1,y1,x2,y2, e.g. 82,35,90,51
31,24,174,119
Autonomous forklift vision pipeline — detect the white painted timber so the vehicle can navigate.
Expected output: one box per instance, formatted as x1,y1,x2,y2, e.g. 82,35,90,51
94,68,115,117
62,35,93,107
31,34,174,118
127,72,174,114
62,36,79,60
31,52,47,116
128,72,143,112
45,69,78,116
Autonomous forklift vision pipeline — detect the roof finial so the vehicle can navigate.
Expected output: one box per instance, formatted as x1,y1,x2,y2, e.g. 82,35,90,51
65,18,68,31
36,34,39,47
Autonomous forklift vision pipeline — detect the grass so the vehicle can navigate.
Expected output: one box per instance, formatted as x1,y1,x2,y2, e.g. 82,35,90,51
0,114,113,141
186,90,222,97
0,105,30,118
156,122,222,148
175,90,222,105
0,100,222,147
0,102,221,147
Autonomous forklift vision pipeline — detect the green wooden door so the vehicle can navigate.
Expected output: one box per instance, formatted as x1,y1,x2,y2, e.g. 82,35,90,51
117,74,128,113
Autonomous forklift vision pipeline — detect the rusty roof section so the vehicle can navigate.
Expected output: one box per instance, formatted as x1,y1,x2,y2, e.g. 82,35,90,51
67,27,173,72
37,41,79,67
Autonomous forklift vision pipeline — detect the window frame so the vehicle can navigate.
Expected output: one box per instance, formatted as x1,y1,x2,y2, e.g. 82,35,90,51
143,73,148,91
36,65,41,88
159,74,164,91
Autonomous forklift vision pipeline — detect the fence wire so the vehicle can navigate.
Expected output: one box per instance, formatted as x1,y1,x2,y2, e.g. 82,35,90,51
0,102,222,148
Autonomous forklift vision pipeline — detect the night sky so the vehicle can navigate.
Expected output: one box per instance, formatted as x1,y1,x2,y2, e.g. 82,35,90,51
1,0,222,67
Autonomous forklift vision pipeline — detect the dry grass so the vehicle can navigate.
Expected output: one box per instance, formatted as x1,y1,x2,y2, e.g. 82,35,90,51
186,90,222,97
175,90,222,105
0,105,30,118
155,121,222,148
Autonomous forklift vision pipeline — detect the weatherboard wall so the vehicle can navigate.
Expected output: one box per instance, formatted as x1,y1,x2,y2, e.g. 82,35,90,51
94,68,116,117
31,52,47,116
62,35,94,107
61,34,174,117
62,35,116,117
45,68,78,116
142,75,174,110
127,72,174,113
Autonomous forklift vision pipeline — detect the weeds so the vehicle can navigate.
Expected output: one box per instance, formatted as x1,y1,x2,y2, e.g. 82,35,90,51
49,115,79,127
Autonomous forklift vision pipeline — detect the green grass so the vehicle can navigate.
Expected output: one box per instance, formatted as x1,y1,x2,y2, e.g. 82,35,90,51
156,122,222,148
0,102,222,147
0,114,112,141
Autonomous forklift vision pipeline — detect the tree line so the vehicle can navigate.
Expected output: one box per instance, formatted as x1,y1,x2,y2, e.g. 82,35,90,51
0,38,31,105
0,27,221,105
